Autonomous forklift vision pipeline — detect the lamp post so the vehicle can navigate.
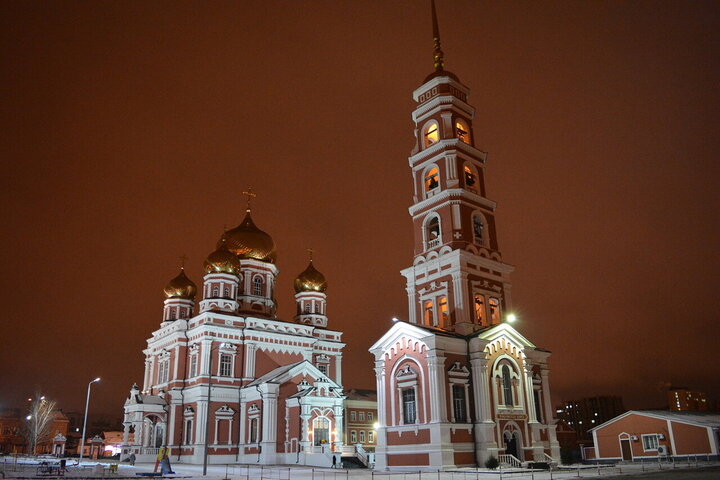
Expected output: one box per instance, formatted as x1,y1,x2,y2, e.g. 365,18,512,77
78,377,101,465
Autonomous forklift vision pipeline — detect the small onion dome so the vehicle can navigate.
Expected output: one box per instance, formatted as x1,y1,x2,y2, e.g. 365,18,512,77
218,211,276,263
294,261,327,293
204,241,241,274
163,268,197,299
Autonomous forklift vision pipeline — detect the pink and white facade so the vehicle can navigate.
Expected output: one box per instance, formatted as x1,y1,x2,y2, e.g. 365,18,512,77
369,8,560,469
122,212,345,466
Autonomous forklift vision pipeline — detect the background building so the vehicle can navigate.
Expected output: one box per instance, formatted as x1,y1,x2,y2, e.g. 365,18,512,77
668,388,710,412
555,396,626,442
344,389,377,449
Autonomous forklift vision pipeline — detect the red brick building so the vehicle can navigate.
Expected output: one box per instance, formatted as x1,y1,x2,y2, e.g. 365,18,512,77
590,411,720,461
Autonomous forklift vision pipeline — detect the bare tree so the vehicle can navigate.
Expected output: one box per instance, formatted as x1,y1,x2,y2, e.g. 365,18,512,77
22,394,57,455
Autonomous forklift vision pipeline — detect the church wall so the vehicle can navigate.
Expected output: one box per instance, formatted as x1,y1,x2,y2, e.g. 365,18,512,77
453,451,475,466
387,452,429,466
387,429,430,445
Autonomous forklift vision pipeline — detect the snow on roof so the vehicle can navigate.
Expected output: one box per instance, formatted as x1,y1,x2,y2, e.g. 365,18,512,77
590,410,720,432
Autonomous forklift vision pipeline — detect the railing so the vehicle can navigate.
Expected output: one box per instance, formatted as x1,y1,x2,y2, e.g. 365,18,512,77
354,444,375,468
428,238,440,247
141,447,160,456
543,452,557,463
498,453,521,468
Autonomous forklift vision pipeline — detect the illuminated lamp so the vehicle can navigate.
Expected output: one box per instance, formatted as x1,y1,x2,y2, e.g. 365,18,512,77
506,313,517,323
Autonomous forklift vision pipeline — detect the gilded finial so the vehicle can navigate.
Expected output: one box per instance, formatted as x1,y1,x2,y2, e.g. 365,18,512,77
431,0,444,72
179,254,188,269
307,248,314,263
242,187,257,213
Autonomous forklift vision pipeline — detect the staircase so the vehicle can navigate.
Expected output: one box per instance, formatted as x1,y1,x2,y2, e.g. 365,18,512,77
341,456,367,469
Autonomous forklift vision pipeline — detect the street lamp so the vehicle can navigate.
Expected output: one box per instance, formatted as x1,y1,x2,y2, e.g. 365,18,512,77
78,377,101,465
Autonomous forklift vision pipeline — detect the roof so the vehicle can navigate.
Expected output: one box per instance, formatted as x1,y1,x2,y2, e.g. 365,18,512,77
590,410,720,432
345,389,377,401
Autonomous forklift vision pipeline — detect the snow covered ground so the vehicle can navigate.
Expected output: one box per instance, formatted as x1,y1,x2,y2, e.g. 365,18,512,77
1,457,719,480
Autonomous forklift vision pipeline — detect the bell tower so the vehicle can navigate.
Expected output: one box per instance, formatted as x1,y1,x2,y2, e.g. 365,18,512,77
402,0,514,335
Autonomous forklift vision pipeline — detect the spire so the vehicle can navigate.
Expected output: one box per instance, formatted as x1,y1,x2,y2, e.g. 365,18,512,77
431,0,444,72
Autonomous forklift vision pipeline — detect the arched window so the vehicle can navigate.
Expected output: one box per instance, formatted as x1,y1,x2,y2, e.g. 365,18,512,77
455,120,470,144
169,310,176,320
223,287,229,297
304,303,311,313
474,295,485,324
502,365,514,406
438,296,449,325
313,417,330,446
402,388,417,424
314,303,321,313
489,297,501,323
212,287,219,297
426,216,441,248
253,277,263,296
424,167,439,191
463,165,477,189
423,300,434,325
423,122,439,147
473,214,485,245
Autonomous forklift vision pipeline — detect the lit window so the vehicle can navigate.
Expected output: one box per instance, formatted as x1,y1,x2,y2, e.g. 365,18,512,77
359,430,366,443
424,300,434,325
453,385,467,422
253,277,263,296
456,120,470,143
368,431,374,443
438,296,449,324
473,215,485,244
424,122,439,147
402,389,416,424
219,354,232,377
489,297,501,323
474,295,485,324
642,435,660,451
424,167,439,191
426,216,441,248
502,365,514,406
464,165,477,188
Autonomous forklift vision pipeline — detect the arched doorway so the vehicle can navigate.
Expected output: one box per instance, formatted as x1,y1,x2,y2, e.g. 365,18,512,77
144,416,165,448
503,427,523,461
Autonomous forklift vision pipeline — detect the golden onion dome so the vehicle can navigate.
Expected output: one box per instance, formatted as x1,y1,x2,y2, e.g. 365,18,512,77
203,241,241,274
294,261,327,293
163,268,197,299
218,211,276,263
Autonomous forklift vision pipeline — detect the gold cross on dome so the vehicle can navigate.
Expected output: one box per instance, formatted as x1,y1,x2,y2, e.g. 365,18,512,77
307,248,314,262
179,254,188,268
242,187,256,212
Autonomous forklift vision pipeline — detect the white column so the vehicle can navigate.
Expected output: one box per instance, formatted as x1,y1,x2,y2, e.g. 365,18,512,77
201,339,213,375
374,362,387,426
260,384,278,457
244,343,256,380
335,354,343,386
470,357,492,422
451,272,471,324
406,285,417,324
427,353,448,422
524,363,538,424
540,368,554,425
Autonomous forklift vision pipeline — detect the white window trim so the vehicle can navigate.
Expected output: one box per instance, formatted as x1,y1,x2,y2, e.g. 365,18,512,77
642,434,660,451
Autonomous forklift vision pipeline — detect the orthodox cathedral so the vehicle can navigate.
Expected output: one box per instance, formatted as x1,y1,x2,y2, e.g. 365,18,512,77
369,1,561,470
122,1,561,471
121,200,345,466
